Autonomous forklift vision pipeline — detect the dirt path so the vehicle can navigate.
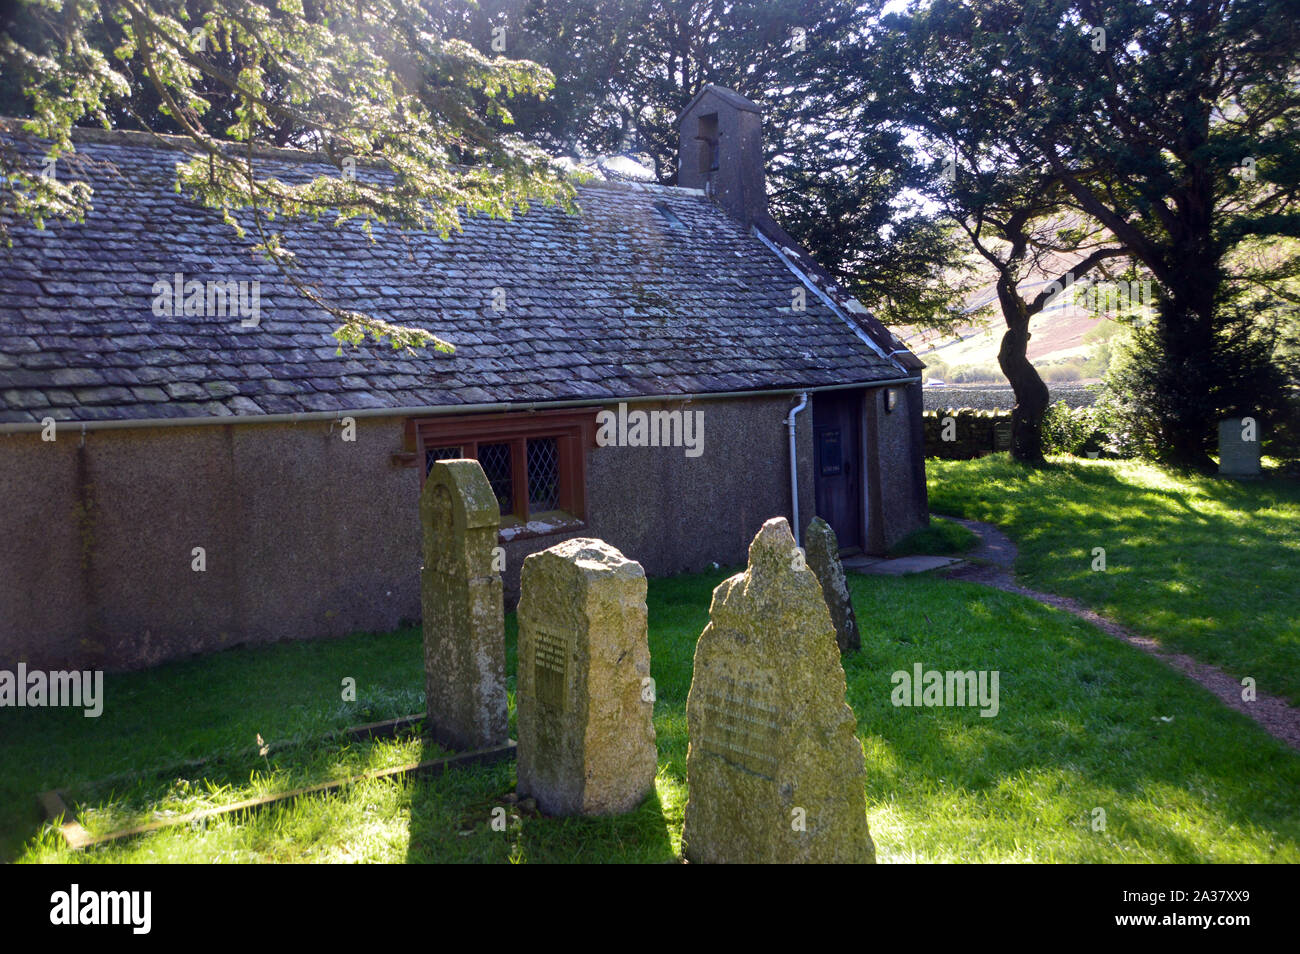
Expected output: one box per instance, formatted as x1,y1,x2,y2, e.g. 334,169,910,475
939,515,1300,752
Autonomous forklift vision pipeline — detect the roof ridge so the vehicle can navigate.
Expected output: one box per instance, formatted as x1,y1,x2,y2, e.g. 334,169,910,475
675,85,762,123
0,118,708,198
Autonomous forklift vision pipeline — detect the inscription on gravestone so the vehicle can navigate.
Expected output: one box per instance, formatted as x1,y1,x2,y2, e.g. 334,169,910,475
533,626,571,713
516,538,657,816
683,517,876,864
993,420,1012,452
698,674,780,779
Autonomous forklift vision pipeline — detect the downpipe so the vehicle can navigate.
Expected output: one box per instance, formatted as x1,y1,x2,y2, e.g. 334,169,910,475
786,391,810,546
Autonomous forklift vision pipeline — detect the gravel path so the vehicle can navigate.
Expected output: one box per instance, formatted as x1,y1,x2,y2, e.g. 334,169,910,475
939,515,1300,751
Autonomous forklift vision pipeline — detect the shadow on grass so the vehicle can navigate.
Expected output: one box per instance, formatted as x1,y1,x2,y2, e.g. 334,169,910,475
9,557,1298,863
926,455,1300,705
846,573,1300,861
401,734,676,864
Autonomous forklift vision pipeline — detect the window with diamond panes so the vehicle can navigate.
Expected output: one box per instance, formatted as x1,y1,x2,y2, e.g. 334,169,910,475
476,442,514,515
412,410,593,529
527,437,560,513
424,445,462,474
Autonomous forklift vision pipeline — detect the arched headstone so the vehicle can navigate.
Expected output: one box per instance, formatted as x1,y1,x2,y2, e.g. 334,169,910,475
420,459,508,750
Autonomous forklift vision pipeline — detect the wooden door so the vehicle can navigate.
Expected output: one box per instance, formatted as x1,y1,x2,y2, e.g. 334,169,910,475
812,390,863,551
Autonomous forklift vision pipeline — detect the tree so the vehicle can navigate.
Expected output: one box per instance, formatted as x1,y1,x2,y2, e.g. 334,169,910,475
0,0,576,351
852,1,1127,460
1102,239,1300,460
925,0,1300,468
856,0,1300,468
1037,0,1300,468
952,189,1125,462
488,0,971,328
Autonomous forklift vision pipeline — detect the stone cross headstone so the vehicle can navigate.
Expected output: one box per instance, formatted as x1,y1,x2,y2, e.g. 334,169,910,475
517,538,657,815
421,459,508,751
1218,417,1261,477
805,516,861,653
683,517,875,864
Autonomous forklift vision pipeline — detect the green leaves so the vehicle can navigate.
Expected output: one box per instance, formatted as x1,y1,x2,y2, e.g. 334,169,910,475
1,0,576,352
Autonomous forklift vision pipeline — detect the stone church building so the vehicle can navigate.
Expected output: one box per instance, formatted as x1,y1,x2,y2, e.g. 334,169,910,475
0,86,927,670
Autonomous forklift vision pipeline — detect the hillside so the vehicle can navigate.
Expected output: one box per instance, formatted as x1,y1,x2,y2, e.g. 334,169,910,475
897,238,1138,385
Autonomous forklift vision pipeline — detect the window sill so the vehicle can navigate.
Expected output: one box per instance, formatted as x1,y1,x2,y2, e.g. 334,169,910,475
498,512,586,544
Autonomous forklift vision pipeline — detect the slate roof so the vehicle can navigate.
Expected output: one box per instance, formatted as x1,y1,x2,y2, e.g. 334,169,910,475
0,128,915,426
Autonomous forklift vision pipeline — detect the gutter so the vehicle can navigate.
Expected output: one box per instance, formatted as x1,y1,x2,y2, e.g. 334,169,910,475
785,392,810,546
0,377,919,435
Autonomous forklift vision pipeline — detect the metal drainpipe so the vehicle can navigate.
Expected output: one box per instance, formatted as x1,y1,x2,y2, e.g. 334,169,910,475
785,391,810,546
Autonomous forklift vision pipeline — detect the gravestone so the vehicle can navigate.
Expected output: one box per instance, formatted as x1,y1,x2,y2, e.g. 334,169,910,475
993,420,1013,453
805,517,861,653
516,538,657,815
1218,417,1261,477
683,517,875,864
421,459,508,750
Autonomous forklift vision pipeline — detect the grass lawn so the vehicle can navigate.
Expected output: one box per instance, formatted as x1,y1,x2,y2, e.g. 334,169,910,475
927,455,1300,706
5,567,1299,863
888,515,979,557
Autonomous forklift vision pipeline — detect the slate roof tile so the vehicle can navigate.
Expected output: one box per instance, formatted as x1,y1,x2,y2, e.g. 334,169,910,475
0,132,914,425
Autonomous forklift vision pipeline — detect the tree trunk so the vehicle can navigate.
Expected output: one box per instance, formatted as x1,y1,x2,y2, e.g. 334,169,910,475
996,284,1050,463
1154,228,1220,471
1155,288,1218,471
1153,154,1220,471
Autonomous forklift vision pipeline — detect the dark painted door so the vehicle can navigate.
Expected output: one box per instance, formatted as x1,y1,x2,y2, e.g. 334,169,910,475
813,390,863,551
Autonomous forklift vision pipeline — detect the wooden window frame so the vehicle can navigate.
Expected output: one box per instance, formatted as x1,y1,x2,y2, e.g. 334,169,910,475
405,409,596,531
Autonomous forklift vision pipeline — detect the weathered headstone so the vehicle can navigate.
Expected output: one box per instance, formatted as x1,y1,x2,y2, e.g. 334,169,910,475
993,420,1013,453
805,516,861,653
421,459,508,750
1219,417,1261,477
683,517,875,864
517,538,656,815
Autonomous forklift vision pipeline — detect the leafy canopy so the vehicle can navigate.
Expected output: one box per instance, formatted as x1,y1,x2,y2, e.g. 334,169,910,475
0,0,578,352
481,0,972,329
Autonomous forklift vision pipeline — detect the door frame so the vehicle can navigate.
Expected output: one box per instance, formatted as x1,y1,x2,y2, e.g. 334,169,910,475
811,388,867,553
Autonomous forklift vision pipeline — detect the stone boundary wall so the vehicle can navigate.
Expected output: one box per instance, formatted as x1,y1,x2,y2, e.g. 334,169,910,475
922,386,1097,412
922,409,1013,460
